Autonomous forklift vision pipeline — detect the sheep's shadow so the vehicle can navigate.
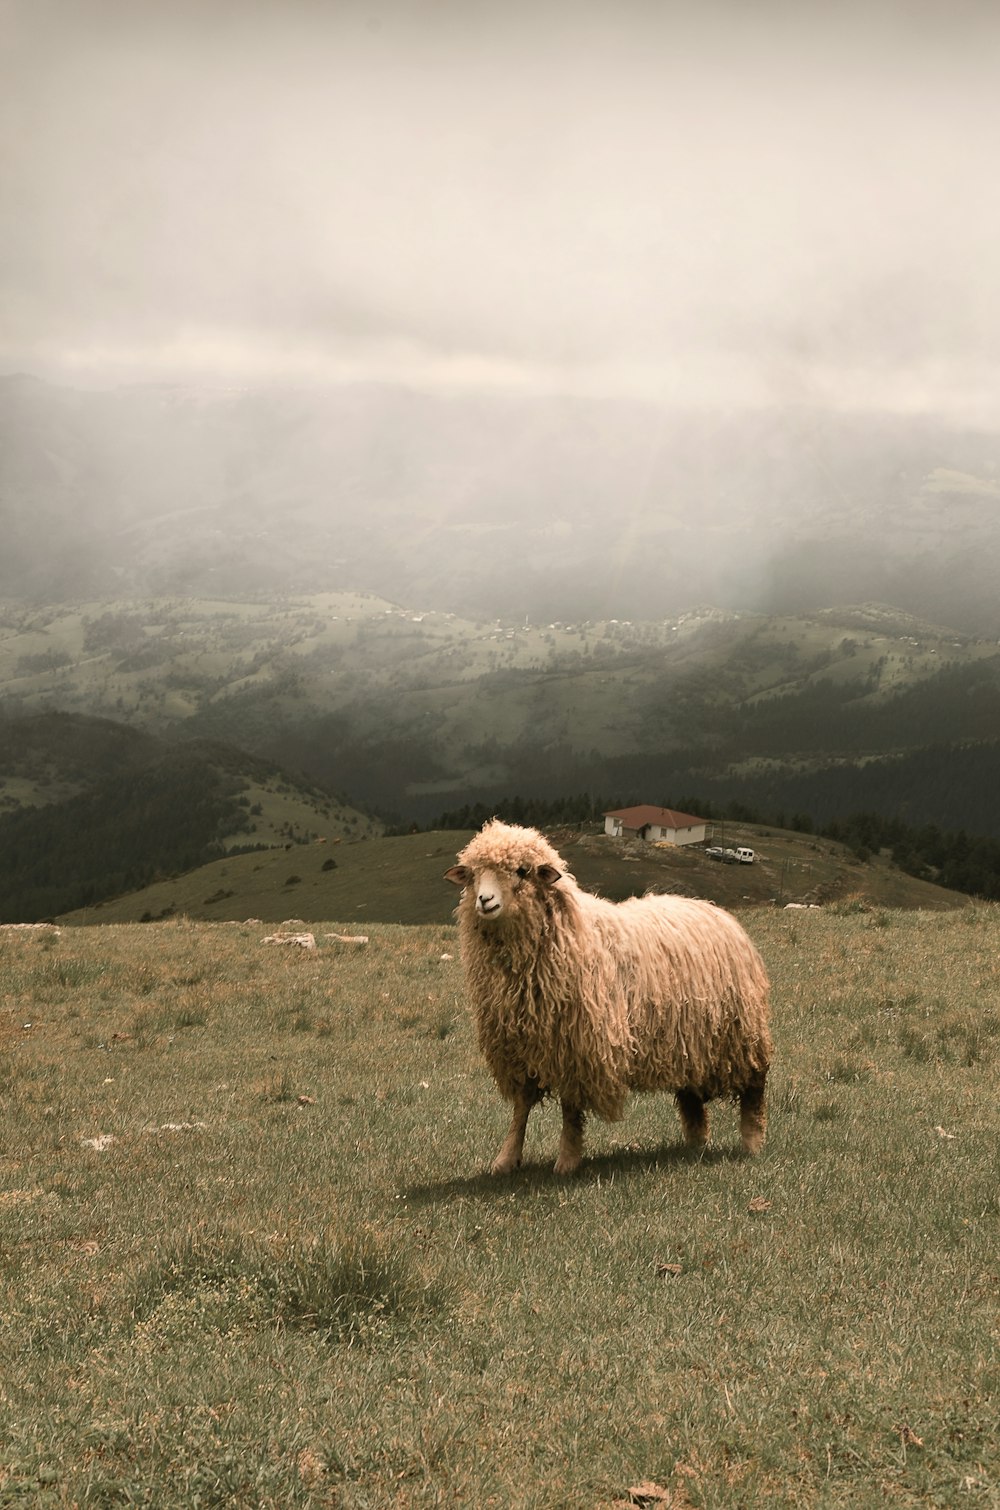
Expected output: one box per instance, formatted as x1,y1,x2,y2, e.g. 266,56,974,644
403,1139,749,1208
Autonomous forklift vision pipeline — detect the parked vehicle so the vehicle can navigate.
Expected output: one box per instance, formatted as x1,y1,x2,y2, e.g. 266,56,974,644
705,845,756,864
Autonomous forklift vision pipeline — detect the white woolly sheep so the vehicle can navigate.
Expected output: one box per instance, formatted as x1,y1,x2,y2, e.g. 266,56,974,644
445,821,772,1175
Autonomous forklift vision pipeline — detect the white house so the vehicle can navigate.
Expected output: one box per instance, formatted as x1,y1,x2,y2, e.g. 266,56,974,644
603,805,708,847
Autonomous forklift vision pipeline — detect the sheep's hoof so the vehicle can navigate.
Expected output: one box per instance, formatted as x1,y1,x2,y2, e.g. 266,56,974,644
740,1130,766,1156
490,1154,520,1175
552,1152,582,1176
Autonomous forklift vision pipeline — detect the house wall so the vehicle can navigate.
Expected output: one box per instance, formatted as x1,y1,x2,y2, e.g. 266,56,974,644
666,824,707,846
605,817,708,845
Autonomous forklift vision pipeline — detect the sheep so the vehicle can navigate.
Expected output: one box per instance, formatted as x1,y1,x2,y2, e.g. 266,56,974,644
445,820,772,1175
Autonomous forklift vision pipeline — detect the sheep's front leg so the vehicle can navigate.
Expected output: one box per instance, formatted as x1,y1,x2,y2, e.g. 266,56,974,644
491,1078,541,1174
553,1100,586,1176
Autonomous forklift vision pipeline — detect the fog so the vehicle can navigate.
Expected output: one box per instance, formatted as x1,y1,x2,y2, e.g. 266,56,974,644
4,0,1000,421
3,1,1000,632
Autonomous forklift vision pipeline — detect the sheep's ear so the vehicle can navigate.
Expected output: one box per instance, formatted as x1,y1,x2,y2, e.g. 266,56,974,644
444,864,472,887
536,864,562,887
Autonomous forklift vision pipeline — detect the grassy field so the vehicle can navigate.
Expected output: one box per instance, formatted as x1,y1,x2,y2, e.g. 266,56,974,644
1,907,998,1507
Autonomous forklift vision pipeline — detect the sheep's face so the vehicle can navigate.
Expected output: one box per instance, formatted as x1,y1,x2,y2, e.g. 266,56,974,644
444,858,562,923
445,821,566,925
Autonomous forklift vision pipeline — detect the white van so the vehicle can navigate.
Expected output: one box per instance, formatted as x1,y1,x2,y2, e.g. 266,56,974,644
735,847,756,864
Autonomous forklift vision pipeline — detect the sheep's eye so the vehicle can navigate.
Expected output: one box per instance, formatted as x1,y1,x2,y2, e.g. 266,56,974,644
515,865,530,879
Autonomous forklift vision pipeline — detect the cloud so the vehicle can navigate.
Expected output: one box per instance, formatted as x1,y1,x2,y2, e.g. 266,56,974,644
3,0,1000,415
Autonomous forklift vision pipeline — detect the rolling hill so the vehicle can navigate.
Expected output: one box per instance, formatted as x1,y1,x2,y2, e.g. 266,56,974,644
3,593,1000,834
0,711,378,922
59,821,969,928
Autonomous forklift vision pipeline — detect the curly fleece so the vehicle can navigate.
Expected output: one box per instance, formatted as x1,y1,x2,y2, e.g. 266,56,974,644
452,821,772,1123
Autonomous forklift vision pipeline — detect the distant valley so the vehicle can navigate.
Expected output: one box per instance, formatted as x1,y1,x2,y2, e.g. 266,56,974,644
1,590,999,885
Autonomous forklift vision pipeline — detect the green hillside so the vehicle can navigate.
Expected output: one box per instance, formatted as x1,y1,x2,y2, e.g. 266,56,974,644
0,708,160,813
3,592,1000,834
0,711,378,922
60,822,968,928
62,831,468,928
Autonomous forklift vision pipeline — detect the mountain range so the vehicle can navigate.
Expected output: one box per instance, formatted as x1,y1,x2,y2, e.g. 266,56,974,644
2,592,999,832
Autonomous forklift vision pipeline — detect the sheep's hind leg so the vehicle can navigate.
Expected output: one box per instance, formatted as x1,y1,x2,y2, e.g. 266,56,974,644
676,1089,710,1150
553,1100,586,1176
739,1068,767,1155
491,1078,542,1175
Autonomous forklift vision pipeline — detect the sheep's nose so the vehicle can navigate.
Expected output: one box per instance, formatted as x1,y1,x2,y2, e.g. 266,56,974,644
478,890,500,914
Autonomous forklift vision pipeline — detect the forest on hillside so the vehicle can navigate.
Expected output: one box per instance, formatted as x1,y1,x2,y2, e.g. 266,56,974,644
0,752,262,922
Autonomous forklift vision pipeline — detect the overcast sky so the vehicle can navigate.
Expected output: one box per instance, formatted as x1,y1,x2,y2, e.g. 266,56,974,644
3,0,1000,419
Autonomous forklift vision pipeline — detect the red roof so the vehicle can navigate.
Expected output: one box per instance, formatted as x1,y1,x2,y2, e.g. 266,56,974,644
604,805,706,830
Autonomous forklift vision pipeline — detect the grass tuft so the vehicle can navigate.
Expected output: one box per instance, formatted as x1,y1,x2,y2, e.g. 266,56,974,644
261,1070,297,1103
174,1007,208,1029
127,1231,440,1342
824,1056,871,1083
